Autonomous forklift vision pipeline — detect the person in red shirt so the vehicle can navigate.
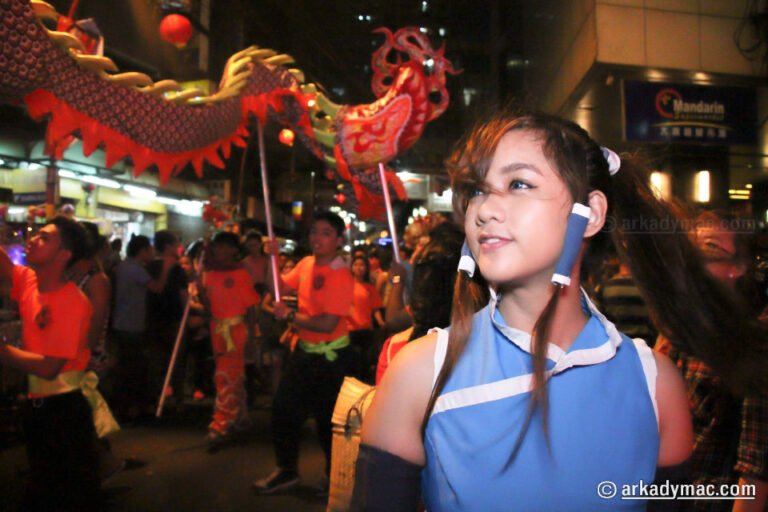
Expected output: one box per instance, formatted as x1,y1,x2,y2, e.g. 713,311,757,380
0,216,99,511
201,231,260,447
347,255,384,381
375,222,463,385
253,211,355,494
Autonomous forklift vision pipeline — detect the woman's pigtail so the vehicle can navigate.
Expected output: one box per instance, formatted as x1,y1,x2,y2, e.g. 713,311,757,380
502,288,561,465
421,270,488,435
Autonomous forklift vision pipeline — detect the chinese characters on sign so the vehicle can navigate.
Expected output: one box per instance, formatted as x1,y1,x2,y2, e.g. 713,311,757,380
623,81,757,145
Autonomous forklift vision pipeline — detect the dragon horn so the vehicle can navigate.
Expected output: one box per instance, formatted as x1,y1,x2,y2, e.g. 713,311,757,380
226,56,253,80
72,54,118,74
264,54,295,66
250,49,278,60
138,80,182,96
31,1,59,22
103,72,153,88
48,30,86,52
223,73,251,92
230,46,260,62
288,69,305,83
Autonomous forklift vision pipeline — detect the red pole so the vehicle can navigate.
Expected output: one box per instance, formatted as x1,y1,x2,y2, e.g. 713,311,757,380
378,163,400,264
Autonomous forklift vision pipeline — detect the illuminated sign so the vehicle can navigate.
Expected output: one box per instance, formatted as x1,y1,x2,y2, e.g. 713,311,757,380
623,81,756,145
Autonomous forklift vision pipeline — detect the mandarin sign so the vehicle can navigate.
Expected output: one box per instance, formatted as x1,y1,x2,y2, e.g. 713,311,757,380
623,80,757,145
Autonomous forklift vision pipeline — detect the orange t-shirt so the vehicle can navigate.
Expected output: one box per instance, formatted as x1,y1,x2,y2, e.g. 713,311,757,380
11,265,92,373
281,256,354,344
347,281,383,331
203,268,261,319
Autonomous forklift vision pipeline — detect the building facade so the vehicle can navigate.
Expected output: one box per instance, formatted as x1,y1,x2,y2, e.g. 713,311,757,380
523,0,767,217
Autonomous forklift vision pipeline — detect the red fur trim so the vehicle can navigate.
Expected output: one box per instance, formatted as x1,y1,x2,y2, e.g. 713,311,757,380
24,89,247,184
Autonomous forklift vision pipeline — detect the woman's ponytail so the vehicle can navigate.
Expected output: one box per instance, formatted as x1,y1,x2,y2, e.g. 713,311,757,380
421,269,488,435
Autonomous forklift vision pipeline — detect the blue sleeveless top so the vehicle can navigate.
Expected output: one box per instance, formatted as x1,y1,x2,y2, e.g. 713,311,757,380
422,290,659,511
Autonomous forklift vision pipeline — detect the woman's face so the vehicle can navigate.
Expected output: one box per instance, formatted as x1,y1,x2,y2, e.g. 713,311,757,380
464,129,572,289
695,224,744,286
352,258,367,280
281,259,295,274
179,256,192,276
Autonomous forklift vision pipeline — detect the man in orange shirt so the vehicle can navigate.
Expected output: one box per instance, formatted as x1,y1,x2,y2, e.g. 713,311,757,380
0,217,99,511
253,211,355,494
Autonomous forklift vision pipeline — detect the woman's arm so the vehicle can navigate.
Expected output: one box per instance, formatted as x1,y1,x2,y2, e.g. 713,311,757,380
361,331,437,464
654,351,693,467
353,333,437,511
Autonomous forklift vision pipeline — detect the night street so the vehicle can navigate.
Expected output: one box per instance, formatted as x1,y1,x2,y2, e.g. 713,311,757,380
0,397,329,512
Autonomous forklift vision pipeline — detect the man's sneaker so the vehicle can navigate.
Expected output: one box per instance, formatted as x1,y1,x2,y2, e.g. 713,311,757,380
252,468,300,494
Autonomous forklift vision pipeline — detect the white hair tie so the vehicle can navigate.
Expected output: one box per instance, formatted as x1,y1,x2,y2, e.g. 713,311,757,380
601,147,621,175
457,239,475,278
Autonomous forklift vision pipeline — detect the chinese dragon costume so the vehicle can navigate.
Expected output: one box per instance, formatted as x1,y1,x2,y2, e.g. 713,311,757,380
0,0,458,218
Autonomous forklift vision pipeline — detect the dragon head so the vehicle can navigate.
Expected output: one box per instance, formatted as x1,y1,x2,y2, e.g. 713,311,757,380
371,27,460,121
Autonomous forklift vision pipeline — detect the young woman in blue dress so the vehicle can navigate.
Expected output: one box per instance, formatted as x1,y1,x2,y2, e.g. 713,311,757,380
352,111,768,511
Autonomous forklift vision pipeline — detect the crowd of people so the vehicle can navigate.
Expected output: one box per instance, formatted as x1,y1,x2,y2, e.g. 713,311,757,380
0,108,766,511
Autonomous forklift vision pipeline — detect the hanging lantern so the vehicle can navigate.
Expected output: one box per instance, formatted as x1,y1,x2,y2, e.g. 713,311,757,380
159,14,193,49
279,128,295,147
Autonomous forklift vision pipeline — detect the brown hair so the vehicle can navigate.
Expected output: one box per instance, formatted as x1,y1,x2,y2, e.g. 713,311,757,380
421,110,768,456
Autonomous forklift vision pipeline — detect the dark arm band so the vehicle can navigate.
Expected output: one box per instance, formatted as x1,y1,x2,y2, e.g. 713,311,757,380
647,458,691,512
350,443,422,512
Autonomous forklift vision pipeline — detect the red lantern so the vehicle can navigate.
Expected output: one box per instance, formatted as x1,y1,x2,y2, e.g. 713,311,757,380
279,128,295,147
159,14,193,49
335,193,346,204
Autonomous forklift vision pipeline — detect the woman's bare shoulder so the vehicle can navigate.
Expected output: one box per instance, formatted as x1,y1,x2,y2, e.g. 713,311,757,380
379,332,437,398
361,330,440,464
